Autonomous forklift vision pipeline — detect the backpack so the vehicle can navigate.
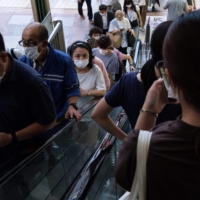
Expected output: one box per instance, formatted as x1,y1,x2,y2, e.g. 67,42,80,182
111,0,122,14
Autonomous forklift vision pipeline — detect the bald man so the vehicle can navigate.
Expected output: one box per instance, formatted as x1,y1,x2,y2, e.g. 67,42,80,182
19,22,81,122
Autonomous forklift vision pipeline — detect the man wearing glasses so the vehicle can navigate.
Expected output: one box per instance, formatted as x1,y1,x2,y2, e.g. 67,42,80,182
19,22,81,122
0,33,56,159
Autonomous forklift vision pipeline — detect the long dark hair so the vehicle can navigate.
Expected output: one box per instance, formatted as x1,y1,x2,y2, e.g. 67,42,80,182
67,41,94,69
141,21,173,93
123,0,137,15
164,10,200,154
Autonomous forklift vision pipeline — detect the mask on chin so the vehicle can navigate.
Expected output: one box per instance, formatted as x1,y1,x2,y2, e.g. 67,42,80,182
93,36,100,40
74,59,89,69
126,4,132,7
99,12,106,16
99,49,108,55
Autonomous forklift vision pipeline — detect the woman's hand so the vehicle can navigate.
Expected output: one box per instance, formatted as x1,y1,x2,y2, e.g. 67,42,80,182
142,78,168,114
112,29,121,34
130,66,136,71
129,29,136,37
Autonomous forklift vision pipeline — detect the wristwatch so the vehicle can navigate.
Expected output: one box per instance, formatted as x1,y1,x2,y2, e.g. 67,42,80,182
11,132,18,145
130,64,133,66
69,103,78,110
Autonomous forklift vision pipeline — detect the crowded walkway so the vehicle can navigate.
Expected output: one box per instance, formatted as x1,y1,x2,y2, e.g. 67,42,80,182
0,0,173,49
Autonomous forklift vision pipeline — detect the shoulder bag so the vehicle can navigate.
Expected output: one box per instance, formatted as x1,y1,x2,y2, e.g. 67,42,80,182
119,130,152,200
127,30,136,48
106,19,122,48
106,32,122,48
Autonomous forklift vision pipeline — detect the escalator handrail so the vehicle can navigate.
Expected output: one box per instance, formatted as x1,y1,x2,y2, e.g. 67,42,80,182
63,110,128,200
133,40,142,67
0,97,101,185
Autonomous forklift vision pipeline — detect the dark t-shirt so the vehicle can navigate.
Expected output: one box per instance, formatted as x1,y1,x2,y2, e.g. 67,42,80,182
105,72,181,128
116,118,200,200
0,55,56,159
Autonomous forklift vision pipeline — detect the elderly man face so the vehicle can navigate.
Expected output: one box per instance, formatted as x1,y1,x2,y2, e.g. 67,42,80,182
20,22,48,60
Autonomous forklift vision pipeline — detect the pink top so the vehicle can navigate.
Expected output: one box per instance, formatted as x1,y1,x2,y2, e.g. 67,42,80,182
93,57,110,90
113,48,124,62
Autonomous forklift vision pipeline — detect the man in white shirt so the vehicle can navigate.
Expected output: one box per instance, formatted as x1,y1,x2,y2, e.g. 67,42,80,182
94,4,115,34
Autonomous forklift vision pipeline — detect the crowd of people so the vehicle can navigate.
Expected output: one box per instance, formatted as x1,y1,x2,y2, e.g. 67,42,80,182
0,0,199,199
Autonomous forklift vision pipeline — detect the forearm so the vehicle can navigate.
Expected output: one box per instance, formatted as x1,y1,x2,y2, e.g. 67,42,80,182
93,116,127,140
68,96,79,104
87,90,106,97
16,120,56,141
134,110,157,130
193,0,196,7
128,56,133,65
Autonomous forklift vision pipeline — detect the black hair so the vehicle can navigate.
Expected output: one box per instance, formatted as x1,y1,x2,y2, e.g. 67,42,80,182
67,40,94,69
0,33,6,52
97,35,112,49
164,10,200,111
99,4,107,11
89,26,103,37
164,10,200,154
123,0,137,14
141,21,173,93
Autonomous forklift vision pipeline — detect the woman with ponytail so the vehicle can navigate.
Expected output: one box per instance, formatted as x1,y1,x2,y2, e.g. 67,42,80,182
91,20,181,141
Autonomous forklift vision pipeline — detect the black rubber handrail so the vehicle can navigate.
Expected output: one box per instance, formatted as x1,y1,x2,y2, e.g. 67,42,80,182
63,110,127,200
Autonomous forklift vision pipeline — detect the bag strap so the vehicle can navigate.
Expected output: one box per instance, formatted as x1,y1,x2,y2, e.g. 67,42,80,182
128,130,152,200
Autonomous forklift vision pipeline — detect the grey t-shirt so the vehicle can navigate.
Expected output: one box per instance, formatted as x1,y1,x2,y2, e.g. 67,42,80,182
164,0,188,21
92,48,119,74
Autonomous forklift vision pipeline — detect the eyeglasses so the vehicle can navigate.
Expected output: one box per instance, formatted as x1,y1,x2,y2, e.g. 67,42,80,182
18,40,39,47
156,60,165,68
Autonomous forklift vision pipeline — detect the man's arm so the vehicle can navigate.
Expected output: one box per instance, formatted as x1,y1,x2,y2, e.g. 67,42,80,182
93,12,98,27
0,121,56,147
163,0,168,10
64,56,82,121
65,96,82,122
91,98,127,141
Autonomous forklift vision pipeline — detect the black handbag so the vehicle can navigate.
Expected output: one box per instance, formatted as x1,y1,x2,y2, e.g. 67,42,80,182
130,19,138,28
127,31,136,47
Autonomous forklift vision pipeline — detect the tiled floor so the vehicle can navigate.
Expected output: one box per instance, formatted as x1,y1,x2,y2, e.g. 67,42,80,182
0,0,199,49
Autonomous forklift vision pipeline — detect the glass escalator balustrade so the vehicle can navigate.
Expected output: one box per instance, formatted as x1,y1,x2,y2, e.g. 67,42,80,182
0,102,122,200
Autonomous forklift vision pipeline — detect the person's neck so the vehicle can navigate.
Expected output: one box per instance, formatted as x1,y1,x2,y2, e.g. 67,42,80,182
104,49,112,55
179,91,200,127
76,66,90,74
35,47,48,65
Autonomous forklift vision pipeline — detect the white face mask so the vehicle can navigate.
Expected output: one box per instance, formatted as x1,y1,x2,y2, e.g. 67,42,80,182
126,4,132,7
0,70,6,83
99,12,106,16
23,43,43,60
74,59,89,69
93,36,100,40
99,49,108,55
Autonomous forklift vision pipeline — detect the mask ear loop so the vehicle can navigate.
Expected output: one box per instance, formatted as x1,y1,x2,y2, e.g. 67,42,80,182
0,65,6,83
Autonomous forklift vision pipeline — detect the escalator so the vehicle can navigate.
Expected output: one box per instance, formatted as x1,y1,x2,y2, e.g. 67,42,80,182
0,98,130,200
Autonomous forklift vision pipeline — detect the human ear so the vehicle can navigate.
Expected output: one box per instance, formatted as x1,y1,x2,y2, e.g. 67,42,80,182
165,68,176,90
